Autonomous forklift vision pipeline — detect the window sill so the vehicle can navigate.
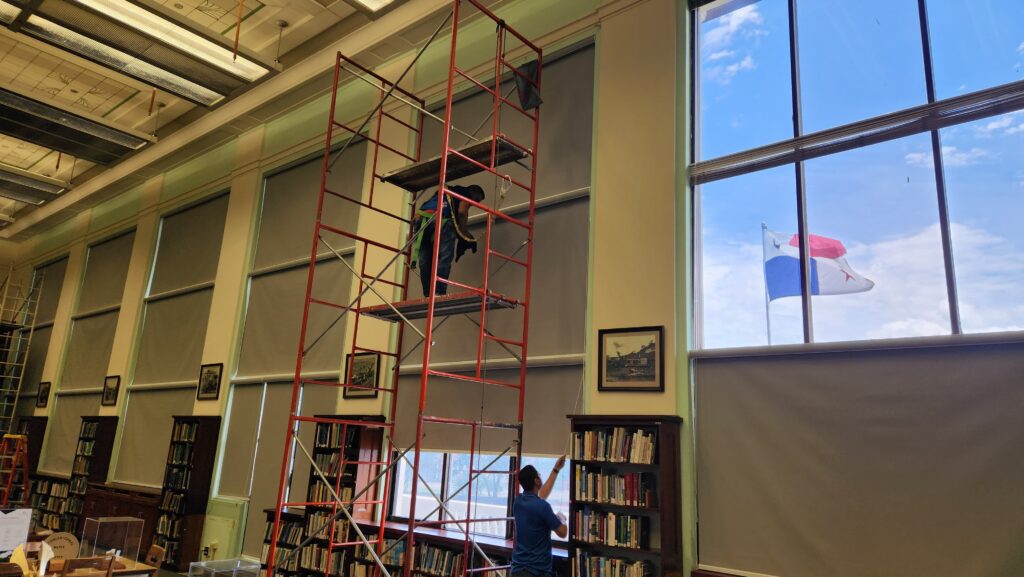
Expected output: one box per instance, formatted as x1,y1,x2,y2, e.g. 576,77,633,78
362,519,568,558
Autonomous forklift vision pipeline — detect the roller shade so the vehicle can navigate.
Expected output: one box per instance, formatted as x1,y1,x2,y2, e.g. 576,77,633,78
114,388,196,486
241,381,293,557
254,142,367,270
236,258,353,378
394,365,580,455
77,231,135,313
694,342,1024,577
149,194,229,294
39,393,100,474
419,46,594,206
21,325,52,391
218,383,263,498
59,311,118,390
34,257,68,325
134,289,213,385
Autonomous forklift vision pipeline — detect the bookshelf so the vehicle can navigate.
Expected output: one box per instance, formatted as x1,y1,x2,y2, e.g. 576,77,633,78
261,509,304,577
297,415,383,577
568,415,682,577
67,416,118,531
18,416,47,474
154,416,221,571
29,474,73,531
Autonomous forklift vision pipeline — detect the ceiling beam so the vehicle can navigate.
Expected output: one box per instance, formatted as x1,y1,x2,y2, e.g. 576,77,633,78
8,0,42,33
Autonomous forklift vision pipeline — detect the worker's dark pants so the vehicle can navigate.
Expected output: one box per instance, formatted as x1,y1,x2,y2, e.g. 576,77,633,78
419,222,457,296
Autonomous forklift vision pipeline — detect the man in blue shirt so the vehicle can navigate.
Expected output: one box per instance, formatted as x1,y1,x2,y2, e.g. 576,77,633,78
512,457,567,577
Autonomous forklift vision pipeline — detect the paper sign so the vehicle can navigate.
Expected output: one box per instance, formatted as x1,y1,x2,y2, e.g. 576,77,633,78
0,509,31,556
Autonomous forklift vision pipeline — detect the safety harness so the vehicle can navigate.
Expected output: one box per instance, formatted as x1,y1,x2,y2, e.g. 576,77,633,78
410,193,475,269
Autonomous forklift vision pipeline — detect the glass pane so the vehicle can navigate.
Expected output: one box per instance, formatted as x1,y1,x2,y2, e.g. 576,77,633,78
699,165,803,348
941,114,1024,332
698,0,794,159
521,457,570,542
797,0,927,132
447,453,511,538
391,451,445,521
927,0,1024,98
804,134,949,342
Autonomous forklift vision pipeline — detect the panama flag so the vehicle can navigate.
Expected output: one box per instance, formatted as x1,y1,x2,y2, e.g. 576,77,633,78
763,227,874,301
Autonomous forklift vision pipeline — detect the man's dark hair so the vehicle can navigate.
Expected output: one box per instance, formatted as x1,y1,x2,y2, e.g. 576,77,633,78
518,465,539,492
452,184,485,203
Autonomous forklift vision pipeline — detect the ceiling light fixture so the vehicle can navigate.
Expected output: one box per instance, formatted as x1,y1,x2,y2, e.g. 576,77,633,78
70,0,270,82
0,164,67,206
0,1,16,24
343,0,398,15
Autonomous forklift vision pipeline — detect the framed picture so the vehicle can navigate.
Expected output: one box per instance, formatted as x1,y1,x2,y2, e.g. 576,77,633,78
343,352,381,399
597,326,664,392
197,363,223,401
36,382,51,408
101,375,120,406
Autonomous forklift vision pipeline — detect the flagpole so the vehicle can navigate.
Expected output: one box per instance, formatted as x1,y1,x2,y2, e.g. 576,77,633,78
761,223,772,345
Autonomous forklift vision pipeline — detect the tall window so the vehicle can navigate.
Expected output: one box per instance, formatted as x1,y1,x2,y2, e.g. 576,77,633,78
692,0,1024,348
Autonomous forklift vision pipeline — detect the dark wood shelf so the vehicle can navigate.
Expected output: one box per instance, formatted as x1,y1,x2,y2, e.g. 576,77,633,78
571,501,659,514
570,539,661,557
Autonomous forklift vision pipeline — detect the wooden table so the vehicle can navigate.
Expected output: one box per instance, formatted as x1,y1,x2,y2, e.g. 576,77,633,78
46,558,158,577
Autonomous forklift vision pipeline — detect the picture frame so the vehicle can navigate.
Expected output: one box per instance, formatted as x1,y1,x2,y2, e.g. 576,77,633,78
597,326,664,392
36,382,51,408
196,363,223,401
101,375,120,406
343,352,381,399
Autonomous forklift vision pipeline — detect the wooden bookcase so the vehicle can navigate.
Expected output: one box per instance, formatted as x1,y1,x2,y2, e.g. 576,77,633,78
29,474,73,531
299,415,383,577
154,416,221,571
261,509,304,577
568,415,682,577
19,416,47,474
67,416,118,530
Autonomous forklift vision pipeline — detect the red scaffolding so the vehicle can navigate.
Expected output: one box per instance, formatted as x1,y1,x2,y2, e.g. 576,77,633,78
267,3,542,577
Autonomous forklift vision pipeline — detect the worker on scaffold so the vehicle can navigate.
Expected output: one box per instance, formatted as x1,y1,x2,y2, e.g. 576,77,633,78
411,184,486,297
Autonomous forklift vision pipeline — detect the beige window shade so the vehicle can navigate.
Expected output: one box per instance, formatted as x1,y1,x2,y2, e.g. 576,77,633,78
77,231,136,313
21,325,52,391
218,383,263,498
149,194,229,294
394,365,580,455
241,382,293,557
236,258,352,378
254,142,367,270
694,342,1024,577
403,197,588,365
15,396,35,420
419,45,594,207
39,393,101,474
114,387,196,486
134,289,213,385
34,257,68,325
60,311,119,390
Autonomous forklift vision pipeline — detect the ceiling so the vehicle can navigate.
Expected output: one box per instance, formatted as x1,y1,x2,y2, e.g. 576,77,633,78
0,0,371,227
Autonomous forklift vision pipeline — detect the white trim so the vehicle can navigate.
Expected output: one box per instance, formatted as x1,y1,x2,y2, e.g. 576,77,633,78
399,353,583,374
697,564,781,577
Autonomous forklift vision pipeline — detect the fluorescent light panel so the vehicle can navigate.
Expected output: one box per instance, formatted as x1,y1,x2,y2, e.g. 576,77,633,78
22,14,224,105
0,1,17,23
0,166,66,206
346,0,397,13
71,0,270,82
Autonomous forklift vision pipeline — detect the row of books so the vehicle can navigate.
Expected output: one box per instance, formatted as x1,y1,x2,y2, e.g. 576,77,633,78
573,552,652,577
314,424,359,450
66,497,83,514
38,512,75,532
160,491,185,514
414,543,464,577
573,465,656,508
165,468,192,490
80,421,99,439
33,479,69,497
169,443,194,465
313,452,357,478
356,538,405,567
572,509,649,550
300,546,346,575
156,513,184,538
262,542,301,572
171,421,199,443
72,455,91,475
308,482,353,504
76,439,95,457
571,428,657,465
70,475,89,495
45,496,69,513
305,512,349,542
270,520,304,547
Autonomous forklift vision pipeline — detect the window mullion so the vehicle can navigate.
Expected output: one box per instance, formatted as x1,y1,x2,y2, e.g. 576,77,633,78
789,0,814,343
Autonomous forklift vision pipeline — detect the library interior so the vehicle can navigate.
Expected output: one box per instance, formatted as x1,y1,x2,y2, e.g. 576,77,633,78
0,1,1021,577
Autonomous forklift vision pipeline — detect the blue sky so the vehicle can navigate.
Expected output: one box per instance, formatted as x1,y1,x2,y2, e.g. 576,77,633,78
696,0,1024,348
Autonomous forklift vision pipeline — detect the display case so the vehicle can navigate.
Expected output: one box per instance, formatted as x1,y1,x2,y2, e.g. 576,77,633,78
79,516,144,562
189,558,260,577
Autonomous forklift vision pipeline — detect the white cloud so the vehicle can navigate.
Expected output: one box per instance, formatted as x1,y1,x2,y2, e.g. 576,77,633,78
703,5,764,52
1018,41,1024,54
958,84,968,91
708,50,737,61
700,223,1024,348
904,146,988,168
706,56,756,84
973,111,1023,137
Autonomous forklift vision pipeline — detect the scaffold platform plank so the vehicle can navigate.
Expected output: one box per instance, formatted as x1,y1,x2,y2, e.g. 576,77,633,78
381,136,528,192
359,291,518,322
